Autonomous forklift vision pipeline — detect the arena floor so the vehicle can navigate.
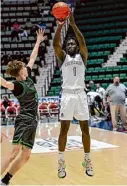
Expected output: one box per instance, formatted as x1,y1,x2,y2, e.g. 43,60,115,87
1,122,127,185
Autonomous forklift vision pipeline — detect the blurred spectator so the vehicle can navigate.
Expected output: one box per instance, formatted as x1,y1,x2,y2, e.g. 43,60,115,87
12,21,20,30
87,91,103,117
96,83,105,99
104,77,127,130
1,96,13,109
24,19,33,34
18,29,28,39
25,19,33,30
11,21,28,41
5,20,12,31
86,81,95,92
89,81,95,91
11,21,20,41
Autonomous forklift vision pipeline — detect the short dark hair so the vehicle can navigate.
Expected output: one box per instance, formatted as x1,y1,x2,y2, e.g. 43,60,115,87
6,60,24,77
64,36,79,47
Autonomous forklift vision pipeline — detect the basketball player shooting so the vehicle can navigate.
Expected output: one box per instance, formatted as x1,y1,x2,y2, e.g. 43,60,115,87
53,12,94,178
0,29,47,185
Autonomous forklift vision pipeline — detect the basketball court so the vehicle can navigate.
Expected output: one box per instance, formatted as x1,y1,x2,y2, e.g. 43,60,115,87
1,122,127,185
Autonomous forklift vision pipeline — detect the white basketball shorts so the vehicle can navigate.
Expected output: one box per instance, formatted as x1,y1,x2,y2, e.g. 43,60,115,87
60,90,89,121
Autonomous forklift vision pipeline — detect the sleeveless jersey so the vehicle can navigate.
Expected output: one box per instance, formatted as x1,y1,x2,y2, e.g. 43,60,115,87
14,77,38,118
61,54,86,89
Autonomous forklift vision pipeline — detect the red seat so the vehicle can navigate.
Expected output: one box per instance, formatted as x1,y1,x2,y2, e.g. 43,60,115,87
0,105,5,112
38,104,49,117
49,103,59,115
6,106,17,118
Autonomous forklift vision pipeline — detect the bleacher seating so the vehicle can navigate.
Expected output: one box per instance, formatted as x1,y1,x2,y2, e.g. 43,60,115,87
1,0,58,98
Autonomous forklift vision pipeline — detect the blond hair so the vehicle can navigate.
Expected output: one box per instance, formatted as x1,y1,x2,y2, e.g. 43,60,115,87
6,60,24,77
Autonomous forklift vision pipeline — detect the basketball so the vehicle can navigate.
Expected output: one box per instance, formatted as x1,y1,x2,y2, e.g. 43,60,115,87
52,2,70,20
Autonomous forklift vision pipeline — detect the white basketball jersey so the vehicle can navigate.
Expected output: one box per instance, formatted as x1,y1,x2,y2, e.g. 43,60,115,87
61,54,86,89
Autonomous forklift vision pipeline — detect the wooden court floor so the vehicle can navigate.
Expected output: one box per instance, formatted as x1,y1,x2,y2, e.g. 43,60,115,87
1,122,127,185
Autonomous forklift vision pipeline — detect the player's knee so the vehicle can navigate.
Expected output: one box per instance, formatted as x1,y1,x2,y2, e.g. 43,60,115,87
23,153,30,162
60,121,70,135
21,149,31,162
10,147,20,162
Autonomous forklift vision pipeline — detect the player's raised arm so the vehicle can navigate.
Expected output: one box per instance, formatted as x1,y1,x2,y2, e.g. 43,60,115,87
53,21,66,66
27,29,47,69
69,12,88,64
0,76,14,91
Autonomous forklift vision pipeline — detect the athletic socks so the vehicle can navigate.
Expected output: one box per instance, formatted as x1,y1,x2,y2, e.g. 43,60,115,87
58,151,64,161
84,153,94,176
58,151,66,178
85,153,90,160
1,172,13,185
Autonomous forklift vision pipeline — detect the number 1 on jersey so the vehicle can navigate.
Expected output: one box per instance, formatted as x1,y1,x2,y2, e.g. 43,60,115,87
73,67,76,76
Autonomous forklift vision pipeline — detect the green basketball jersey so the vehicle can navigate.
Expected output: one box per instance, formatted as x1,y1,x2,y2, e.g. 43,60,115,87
14,77,38,118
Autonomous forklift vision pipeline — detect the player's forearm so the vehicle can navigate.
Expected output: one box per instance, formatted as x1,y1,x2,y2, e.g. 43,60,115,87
0,77,14,90
53,25,63,47
27,40,41,69
30,41,40,62
72,24,87,46
0,77,7,88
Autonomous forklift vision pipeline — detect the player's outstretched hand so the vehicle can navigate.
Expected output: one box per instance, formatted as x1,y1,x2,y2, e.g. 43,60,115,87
36,29,47,43
69,12,75,26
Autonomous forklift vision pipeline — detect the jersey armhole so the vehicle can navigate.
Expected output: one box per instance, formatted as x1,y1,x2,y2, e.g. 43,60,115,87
79,52,87,67
12,81,24,97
